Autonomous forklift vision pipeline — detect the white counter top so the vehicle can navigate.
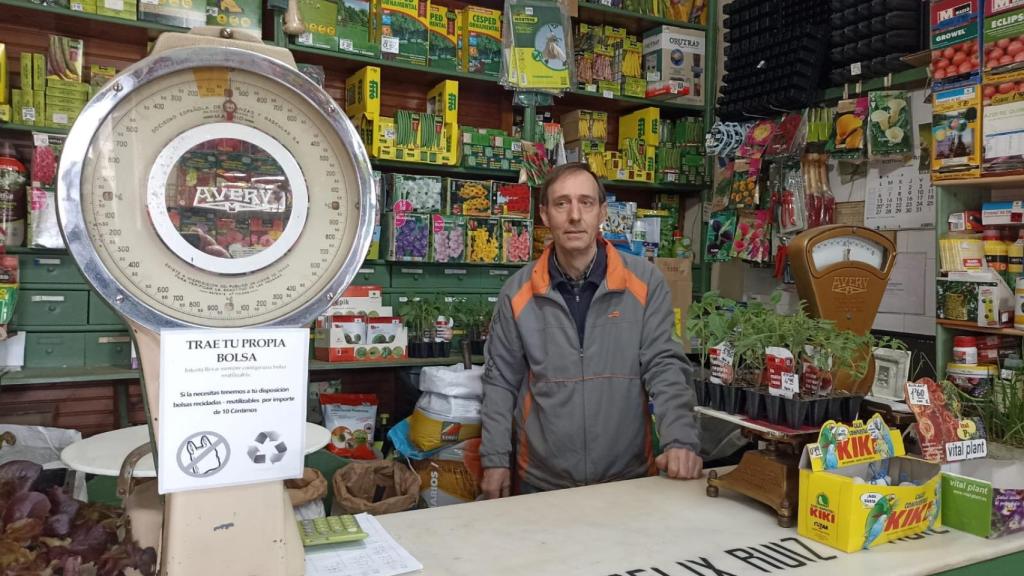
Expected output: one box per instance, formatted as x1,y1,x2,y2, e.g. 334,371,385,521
376,475,1024,576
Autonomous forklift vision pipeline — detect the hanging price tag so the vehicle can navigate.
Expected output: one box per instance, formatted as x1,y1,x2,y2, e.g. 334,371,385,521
906,382,930,406
850,62,862,76
381,37,400,54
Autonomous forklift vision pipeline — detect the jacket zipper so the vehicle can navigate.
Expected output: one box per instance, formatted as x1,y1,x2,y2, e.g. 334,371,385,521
540,287,614,486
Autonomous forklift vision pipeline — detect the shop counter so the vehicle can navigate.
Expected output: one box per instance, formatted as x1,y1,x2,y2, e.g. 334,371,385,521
375,474,1024,576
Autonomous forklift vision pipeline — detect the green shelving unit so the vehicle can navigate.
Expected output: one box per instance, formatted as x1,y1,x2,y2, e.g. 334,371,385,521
0,123,70,136
575,2,707,34
934,181,997,381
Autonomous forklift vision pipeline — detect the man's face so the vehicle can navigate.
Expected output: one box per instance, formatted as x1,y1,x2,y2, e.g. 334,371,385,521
540,170,607,255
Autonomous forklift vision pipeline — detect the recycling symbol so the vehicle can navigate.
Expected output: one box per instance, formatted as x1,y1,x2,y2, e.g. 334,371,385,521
247,431,287,465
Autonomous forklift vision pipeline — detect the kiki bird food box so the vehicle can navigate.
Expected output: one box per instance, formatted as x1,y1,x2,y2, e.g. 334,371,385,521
798,414,942,553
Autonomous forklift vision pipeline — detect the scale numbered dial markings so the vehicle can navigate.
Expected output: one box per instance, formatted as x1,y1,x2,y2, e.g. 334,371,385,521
69,62,368,328
810,236,887,272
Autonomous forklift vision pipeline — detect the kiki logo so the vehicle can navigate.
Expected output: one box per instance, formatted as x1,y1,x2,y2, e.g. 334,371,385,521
810,493,836,524
831,276,868,295
884,501,934,532
837,434,877,460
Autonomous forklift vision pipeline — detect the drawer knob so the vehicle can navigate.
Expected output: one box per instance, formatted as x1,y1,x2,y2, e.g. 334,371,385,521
46,267,56,273
45,348,53,354
47,305,57,312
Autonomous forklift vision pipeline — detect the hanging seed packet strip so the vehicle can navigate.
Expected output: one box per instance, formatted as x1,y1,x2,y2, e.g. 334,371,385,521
868,91,913,159
932,85,982,180
828,96,868,161
705,210,737,262
982,77,1024,174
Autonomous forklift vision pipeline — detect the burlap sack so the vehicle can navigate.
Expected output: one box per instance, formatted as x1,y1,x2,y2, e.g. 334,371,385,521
285,468,328,507
331,460,420,515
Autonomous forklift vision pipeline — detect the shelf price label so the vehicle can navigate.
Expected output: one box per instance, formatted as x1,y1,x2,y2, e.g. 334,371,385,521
381,37,400,55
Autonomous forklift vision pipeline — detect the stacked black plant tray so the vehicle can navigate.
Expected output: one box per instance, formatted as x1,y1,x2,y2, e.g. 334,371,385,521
697,379,864,431
718,0,831,119
828,0,926,87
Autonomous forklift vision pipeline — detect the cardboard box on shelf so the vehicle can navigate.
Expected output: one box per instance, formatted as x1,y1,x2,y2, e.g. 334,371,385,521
797,414,942,552
642,25,704,105
344,65,381,119
295,0,339,51
97,0,137,20
315,316,408,362
377,0,430,67
936,271,1014,326
461,6,502,77
337,0,377,57
138,0,207,28
206,0,262,33
429,4,459,71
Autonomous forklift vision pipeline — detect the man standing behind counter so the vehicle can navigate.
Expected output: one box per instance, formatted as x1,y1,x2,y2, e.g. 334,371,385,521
480,163,702,498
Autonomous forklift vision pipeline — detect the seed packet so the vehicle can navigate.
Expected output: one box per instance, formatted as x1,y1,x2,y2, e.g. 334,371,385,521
737,118,776,159
705,210,737,262
827,96,869,161
868,91,913,159
732,209,771,263
729,157,760,209
711,160,734,213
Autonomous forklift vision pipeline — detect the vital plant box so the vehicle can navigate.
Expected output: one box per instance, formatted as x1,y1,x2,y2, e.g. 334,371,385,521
936,273,1014,326
295,0,339,51
338,0,377,57
942,459,1024,539
314,316,407,361
797,415,942,553
376,0,429,67
138,0,207,28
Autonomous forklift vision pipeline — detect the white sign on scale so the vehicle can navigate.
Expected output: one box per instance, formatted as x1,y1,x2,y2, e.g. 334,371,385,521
158,327,309,494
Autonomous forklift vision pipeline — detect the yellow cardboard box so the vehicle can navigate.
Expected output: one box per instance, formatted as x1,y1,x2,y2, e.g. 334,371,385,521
798,414,942,553
344,65,381,120
618,107,660,148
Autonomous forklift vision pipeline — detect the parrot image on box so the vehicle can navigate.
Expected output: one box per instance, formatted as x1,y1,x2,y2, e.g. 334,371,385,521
819,424,839,470
863,494,898,549
868,417,894,460
929,482,941,530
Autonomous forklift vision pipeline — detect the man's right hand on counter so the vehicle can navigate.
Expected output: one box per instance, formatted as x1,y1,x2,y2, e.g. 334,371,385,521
481,467,511,499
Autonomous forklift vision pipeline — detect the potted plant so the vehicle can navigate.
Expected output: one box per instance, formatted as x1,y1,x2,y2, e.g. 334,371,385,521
398,297,441,358
686,291,741,410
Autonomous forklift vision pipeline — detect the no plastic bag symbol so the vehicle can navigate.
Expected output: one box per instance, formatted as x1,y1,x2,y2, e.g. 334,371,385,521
177,431,230,478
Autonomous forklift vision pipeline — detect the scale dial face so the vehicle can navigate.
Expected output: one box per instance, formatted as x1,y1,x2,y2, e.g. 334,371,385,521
810,235,888,273
59,47,375,330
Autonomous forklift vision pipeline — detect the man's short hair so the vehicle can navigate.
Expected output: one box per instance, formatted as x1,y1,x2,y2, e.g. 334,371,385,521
538,163,607,206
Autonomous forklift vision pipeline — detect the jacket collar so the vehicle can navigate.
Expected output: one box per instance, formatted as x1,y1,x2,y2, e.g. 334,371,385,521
532,237,628,296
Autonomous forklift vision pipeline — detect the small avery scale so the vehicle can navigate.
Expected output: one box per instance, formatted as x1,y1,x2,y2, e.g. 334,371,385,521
57,27,376,575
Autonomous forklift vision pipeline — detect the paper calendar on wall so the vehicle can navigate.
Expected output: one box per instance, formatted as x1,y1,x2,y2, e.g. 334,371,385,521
864,159,936,230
